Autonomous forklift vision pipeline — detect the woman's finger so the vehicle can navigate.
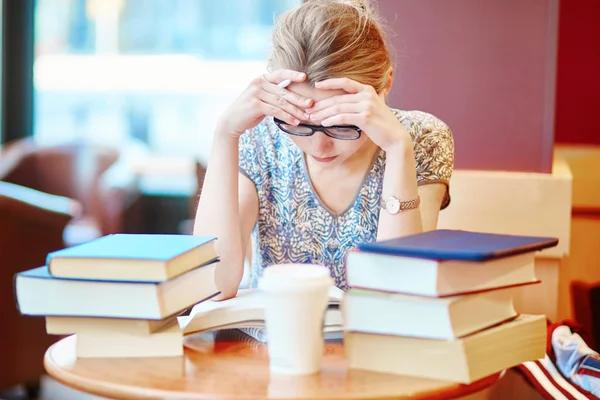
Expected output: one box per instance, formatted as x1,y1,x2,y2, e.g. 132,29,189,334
264,69,306,85
262,80,313,109
306,93,364,114
321,113,365,127
258,90,307,122
259,102,300,126
314,77,363,93
308,103,364,123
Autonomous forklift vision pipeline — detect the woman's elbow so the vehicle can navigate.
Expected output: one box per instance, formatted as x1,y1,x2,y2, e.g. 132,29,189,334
213,264,244,300
213,286,239,301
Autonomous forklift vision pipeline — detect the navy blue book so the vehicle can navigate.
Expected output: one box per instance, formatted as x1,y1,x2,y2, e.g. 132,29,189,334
345,230,557,296
47,233,217,282
358,230,558,262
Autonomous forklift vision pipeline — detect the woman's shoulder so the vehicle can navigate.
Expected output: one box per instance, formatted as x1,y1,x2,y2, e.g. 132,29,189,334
389,109,454,209
240,117,275,144
238,117,300,180
239,117,293,149
390,109,453,141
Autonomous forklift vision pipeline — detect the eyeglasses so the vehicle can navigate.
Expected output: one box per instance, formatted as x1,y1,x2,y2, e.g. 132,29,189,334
273,118,362,140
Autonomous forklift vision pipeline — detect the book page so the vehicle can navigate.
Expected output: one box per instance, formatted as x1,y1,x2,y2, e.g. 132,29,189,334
179,286,344,336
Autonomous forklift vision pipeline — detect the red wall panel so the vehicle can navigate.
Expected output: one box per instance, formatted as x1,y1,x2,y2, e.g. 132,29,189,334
554,0,600,145
377,0,559,172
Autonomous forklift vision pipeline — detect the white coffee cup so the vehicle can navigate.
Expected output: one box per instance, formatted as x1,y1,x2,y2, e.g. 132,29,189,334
258,263,333,375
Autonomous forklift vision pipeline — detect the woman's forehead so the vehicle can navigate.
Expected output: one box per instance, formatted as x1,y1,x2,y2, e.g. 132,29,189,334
287,82,346,102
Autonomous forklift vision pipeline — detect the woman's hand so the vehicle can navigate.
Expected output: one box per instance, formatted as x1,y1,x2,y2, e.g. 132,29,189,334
305,78,411,152
217,69,314,139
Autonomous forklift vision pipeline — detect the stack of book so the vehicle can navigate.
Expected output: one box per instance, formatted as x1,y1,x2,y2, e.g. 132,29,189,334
343,229,558,383
14,233,219,358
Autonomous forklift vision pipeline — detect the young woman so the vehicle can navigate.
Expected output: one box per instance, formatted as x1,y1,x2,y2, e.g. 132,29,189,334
194,0,454,299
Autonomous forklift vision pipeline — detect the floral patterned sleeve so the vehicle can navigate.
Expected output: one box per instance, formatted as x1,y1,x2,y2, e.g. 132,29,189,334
398,110,455,209
238,125,264,187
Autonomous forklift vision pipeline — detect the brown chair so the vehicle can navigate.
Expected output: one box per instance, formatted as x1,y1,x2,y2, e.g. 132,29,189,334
0,138,145,246
571,280,600,351
179,159,207,235
0,181,79,394
189,159,207,218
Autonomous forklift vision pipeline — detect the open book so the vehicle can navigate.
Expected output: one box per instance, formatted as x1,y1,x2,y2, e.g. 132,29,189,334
178,286,344,342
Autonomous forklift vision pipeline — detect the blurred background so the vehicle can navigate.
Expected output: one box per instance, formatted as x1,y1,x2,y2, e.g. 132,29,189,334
1,0,600,399
2,2,300,398
34,0,297,160
2,0,299,243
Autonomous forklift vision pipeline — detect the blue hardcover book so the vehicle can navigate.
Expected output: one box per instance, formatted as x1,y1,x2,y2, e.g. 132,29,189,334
357,230,558,262
47,233,218,282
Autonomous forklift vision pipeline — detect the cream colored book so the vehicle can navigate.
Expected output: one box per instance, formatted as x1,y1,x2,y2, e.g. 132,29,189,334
343,286,518,340
75,322,183,358
346,250,538,296
46,314,178,335
345,314,546,384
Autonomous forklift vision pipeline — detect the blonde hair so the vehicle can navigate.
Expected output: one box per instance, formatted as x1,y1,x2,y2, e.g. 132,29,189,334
269,0,394,94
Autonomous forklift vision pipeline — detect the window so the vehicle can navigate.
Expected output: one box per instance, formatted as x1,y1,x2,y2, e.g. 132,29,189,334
34,0,299,161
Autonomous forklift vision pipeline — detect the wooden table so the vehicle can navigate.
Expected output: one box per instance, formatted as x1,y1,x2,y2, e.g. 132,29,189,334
44,330,501,399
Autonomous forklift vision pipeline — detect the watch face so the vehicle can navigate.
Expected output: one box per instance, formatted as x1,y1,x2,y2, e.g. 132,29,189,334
386,197,400,214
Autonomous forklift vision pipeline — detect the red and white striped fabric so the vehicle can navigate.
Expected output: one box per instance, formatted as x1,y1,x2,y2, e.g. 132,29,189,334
514,319,599,399
517,356,597,400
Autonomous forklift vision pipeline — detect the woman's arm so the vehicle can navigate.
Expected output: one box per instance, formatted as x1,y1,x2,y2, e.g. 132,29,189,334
304,78,452,240
193,69,312,299
238,172,260,272
193,132,258,300
377,141,446,240
376,142,422,240
417,183,447,232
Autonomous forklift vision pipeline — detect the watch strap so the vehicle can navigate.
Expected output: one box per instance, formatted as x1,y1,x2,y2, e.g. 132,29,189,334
381,195,421,214
399,195,421,211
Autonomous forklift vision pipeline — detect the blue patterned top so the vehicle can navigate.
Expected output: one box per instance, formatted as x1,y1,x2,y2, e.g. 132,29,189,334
239,109,454,290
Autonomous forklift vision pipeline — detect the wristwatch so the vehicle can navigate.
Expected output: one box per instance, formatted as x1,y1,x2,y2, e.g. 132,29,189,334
381,195,421,215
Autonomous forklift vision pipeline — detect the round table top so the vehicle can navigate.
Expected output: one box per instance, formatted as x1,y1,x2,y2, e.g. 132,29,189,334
44,330,500,400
